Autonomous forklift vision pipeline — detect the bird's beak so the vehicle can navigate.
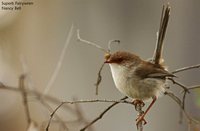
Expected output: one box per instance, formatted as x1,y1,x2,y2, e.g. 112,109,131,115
104,60,110,63
104,53,111,63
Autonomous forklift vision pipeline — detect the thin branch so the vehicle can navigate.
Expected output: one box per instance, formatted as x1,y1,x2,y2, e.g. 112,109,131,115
0,83,75,113
180,85,200,124
187,85,200,91
46,97,130,131
40,99,68,130
168,78,189,93
164,91,200,124
46,102,65,131
19,75,32,126
107,39,120,52
77,29,108,53
73,98,95,131
95,62,105,95
44,24,74,94
135,102,144,131
80,97,128,131
172,64,200,74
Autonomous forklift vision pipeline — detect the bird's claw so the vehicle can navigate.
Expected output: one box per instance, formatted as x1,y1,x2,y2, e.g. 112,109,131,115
132,99,145,107
136,115,147,129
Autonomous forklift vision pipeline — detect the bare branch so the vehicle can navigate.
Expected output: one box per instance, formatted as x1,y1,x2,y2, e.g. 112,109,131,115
0,83,75,113
44,24,74,94
95,62,105,95
168,78,189,93
188,85,200,91
172,64,200,74
19,75,32,126
164,91,200,124
77,29,108,53
46,97,129,131
108,39,120,52
134,102,144,131
40,100,68,130
180,85,200,124
80,97,128,131
46,102,65,131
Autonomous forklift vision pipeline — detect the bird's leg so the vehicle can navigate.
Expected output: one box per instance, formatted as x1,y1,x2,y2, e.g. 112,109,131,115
136,96,157,127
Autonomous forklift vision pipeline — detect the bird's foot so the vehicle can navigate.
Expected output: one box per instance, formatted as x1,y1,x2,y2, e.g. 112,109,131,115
136,114,147,129
132,99,145,107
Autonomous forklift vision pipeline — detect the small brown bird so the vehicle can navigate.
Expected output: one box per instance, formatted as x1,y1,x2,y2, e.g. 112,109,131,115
104,51,175,125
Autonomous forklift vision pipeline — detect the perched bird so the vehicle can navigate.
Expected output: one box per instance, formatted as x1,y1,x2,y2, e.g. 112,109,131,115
104,51,175,125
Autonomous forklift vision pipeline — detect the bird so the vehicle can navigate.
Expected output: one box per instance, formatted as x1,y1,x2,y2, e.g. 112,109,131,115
104,51,175,126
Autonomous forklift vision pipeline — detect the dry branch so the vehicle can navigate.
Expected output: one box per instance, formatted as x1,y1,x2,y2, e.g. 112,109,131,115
172,64,200,74
19,75,32,127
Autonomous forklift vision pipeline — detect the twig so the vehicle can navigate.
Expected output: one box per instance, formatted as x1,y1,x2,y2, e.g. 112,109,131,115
77,29,108,53
95,62,105,95
172,64,200,74
46,97,130,131
164,91,200,124
135,102,144,131
180,85,200,123
107,39,120,52
46,102,65,131
188,85,200,90
44,24,74,94
40,99,68,130
19,75,32,127
73,98,95,131
80,97,128,131
168,78,189,93
0,83,75,113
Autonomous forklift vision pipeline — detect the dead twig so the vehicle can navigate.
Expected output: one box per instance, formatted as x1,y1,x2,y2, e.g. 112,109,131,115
95,62,105,95
46,97,130,131
40,99,69,131
164,91,200,125
77,29,108,53
19,75,32,127
80,97,128,131
172,64,200,74
179,85,200,123
44,24,74,94
168,78,189,93
46,102,65,131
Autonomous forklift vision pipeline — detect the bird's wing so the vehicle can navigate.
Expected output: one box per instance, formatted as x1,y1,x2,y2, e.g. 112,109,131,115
134,62,175,79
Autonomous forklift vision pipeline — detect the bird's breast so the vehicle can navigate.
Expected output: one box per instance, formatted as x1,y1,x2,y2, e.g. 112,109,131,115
109,64,166,101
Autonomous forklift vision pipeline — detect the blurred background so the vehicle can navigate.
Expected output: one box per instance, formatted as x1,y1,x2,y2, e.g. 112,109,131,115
0,0,200,131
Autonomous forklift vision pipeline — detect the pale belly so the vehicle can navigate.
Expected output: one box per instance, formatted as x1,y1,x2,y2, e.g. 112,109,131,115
109,64,166,101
